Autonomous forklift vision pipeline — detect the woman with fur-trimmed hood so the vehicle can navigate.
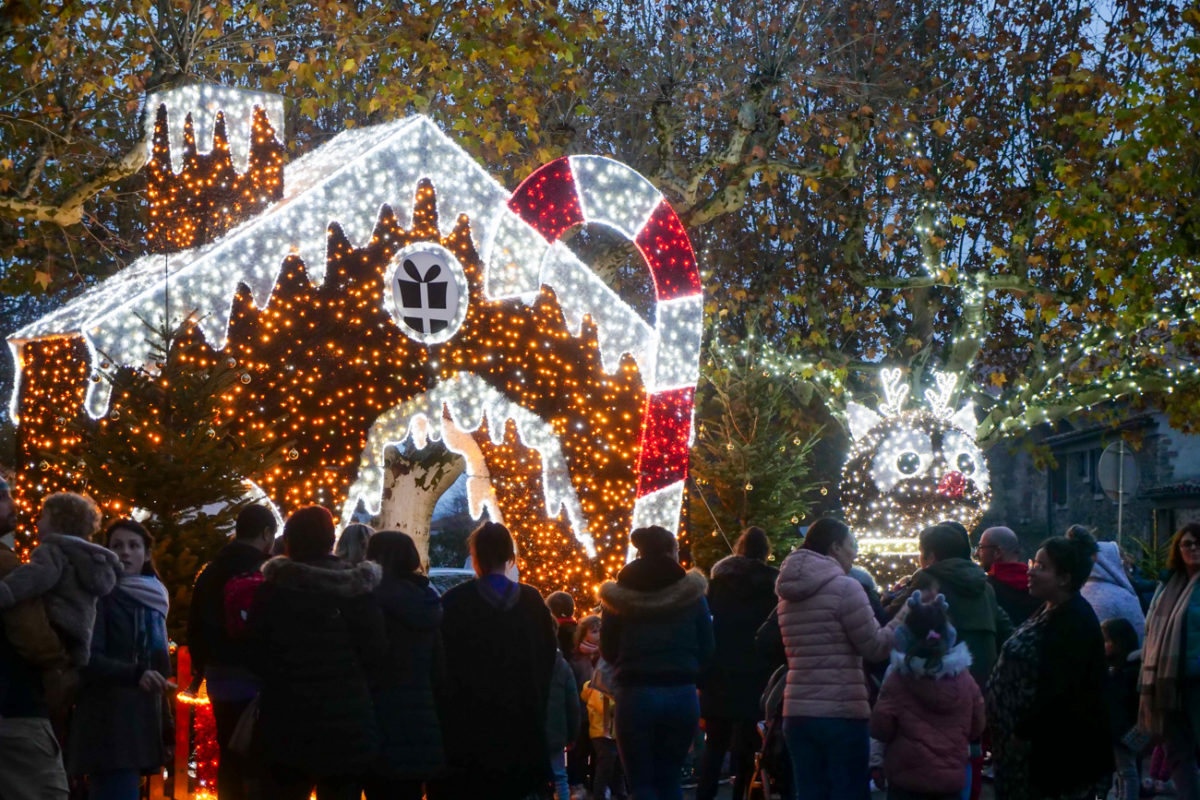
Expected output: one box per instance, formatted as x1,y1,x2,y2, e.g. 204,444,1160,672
249,506,386,799
599,525,714,800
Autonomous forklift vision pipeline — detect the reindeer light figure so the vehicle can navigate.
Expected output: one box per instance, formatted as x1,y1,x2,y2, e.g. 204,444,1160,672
841,367,991,576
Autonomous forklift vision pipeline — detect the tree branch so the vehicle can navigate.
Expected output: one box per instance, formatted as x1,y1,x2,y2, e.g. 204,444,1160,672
0,139,148,226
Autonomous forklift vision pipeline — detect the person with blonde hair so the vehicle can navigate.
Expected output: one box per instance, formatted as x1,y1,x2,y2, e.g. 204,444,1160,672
0,492,120,667
336,523,375,565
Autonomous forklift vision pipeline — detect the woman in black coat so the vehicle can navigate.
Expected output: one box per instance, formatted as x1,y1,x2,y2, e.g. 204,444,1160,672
696,527,778,800
986,532,1112,799
68,519,172,800
250,506,386,800
433,522,557,800
364,530,444,800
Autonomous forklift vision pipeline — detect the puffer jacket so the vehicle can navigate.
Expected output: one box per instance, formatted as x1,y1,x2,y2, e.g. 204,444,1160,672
1082,542,1146,643
869,643,985,793
776,549,896,719
250,556,385,777
599,556,714,688
902,558,1011,685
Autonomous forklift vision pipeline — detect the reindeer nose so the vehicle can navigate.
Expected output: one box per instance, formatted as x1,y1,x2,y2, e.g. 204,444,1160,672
938,471,967,499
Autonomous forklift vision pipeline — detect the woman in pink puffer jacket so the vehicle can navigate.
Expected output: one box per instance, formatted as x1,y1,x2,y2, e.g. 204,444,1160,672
777,518,900,799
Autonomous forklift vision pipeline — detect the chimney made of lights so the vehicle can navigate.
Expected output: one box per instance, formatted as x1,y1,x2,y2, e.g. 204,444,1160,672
143,84,286,254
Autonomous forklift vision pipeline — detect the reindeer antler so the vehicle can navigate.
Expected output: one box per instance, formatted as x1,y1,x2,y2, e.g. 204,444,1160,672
878,367,909,417
924,371,957,419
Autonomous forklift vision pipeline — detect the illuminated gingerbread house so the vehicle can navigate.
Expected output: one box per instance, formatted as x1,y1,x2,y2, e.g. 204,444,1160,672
6,85,703,593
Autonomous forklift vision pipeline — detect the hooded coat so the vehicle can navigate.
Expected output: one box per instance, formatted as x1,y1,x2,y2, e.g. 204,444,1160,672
776,549,896,719
0,534,121,667
250,555,385,777
437,576,557,799
1082,541,1146,643
869,642,985,793
598,557,714,688
904,558,1012,685
699,555,779,719
371,573,445,781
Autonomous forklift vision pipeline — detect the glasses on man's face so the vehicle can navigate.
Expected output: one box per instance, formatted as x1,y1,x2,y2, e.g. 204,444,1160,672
1180,540,1200,551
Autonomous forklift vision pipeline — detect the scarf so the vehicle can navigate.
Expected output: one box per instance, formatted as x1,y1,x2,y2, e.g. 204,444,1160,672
1139,570,1200,735
117,574,170,658
989,561,1029,592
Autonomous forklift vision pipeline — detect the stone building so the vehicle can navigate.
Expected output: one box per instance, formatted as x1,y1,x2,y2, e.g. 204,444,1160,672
982,411,1200,559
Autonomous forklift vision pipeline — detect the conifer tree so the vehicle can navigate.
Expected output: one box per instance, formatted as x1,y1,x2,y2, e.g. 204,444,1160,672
688,339,822,570
45,319,283,641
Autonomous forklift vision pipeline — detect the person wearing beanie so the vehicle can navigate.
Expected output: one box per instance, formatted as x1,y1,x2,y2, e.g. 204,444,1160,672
547,591,578,657
250,505,386,798
599,525,714,800
870,591,985,798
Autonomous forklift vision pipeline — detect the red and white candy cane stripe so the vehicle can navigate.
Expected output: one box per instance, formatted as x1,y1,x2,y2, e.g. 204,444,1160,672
508,156,703,539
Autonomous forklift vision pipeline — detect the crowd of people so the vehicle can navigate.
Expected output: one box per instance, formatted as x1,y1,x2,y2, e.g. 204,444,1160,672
1,472,1199,800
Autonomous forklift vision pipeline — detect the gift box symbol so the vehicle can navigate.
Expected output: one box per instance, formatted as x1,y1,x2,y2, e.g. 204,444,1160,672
397,258,451,334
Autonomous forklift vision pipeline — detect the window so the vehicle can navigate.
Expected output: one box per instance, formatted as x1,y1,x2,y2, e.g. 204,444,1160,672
1051,463,1068,507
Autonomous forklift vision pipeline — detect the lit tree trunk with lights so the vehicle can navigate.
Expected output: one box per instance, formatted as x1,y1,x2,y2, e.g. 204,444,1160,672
375,442,465,571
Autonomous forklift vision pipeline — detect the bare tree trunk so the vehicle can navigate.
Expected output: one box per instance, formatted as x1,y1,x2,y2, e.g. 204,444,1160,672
375,443,465,571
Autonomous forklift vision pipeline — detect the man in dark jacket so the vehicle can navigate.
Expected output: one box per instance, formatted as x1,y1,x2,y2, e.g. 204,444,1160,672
0,476,71,799
434,522,558,800
977,525,1041,627
697,526,778,800
251,506,385,799
187,503,276,800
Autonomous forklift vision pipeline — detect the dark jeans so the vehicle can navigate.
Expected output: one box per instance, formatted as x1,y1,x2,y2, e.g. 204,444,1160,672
86,769,140,800
569,721,592,786
592,737,627,800
697,717,757,800
783,716,869,800
363,775,424,800
211,698,254,800
887,789,957,800
615,685,700,800
262,765,362,800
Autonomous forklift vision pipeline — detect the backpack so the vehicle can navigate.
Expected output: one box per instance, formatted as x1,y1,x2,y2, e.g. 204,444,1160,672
223,570,265,639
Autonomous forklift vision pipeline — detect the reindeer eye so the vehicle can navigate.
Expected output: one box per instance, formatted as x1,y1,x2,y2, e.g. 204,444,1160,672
957,453,976,474
897,452,921,475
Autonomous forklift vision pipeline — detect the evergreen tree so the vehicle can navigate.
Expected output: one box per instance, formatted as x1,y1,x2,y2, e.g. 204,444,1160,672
688,338,823,570
45,319,283,642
